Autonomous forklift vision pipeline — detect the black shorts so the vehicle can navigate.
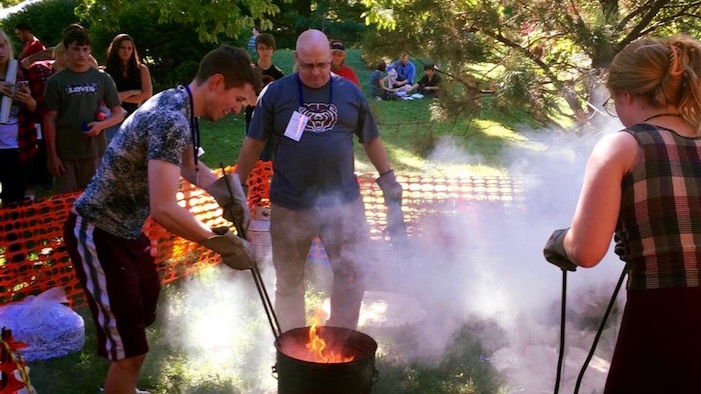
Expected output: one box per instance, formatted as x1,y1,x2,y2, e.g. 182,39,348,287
64,211,161,360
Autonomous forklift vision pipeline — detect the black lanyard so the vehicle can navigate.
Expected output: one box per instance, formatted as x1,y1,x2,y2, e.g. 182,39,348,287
642,112,681,122
185,85,200,186
296,74,333,109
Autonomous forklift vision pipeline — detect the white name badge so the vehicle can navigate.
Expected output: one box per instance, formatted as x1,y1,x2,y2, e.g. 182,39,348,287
284,111,309,142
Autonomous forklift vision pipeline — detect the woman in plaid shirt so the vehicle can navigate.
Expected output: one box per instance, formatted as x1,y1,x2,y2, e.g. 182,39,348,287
544,35,701,392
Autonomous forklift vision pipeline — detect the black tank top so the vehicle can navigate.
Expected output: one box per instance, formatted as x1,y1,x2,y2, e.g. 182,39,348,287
110,68,141,114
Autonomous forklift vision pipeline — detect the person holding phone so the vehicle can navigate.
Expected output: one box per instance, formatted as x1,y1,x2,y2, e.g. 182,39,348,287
0,29,37,205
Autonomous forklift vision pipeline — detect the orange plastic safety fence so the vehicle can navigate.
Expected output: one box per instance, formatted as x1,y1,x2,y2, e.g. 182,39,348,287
247,160,273,208
0,165,253,308
1,160,521,309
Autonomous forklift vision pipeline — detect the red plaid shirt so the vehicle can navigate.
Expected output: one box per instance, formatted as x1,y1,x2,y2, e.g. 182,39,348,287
7,67,38,163
26,60,55,125
617,124,701,290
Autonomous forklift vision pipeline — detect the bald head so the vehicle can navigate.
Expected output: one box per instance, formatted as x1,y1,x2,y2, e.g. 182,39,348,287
296,29,330,55
295,29,333,88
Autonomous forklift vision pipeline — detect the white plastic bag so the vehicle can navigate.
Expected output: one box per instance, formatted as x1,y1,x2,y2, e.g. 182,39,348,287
0,287,84,361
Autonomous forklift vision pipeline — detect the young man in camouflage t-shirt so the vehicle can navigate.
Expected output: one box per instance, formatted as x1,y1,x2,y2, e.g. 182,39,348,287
63,46,260,394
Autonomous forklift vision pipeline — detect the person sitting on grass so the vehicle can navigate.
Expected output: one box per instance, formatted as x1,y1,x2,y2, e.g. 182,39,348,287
390,52,415,89
409,64,442,98
369,60,397,101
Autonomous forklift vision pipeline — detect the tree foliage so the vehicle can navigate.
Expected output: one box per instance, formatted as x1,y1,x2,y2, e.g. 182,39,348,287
1,0,83,54
76,0,284,43
74,0,370,48
362,0,701,125
0,0,23,8
87,2,220,92
1,0,371,91
1,0,220,91
269,0,370,48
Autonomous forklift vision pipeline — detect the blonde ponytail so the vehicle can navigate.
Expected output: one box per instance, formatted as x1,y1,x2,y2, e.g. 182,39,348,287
607,35,701,131
667,36,701,129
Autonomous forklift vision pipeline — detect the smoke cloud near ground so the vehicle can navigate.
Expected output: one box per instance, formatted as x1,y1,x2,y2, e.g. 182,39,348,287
363,118,628,392
162,263,279,393
162,117,628,393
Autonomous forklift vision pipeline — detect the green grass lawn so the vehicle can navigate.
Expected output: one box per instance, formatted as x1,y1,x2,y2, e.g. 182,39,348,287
19,48,547,393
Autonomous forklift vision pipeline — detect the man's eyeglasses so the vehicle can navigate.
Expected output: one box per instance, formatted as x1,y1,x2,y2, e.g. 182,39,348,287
603,96,617,117
298,60,331,70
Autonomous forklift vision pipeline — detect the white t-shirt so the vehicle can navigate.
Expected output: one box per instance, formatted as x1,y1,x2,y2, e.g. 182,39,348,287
0,101,19,149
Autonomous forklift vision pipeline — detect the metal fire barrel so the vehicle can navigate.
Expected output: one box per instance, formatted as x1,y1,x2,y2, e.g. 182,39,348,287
274,326,378,394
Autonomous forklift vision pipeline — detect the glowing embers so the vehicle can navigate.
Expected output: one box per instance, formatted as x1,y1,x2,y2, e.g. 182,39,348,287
305,317,355,364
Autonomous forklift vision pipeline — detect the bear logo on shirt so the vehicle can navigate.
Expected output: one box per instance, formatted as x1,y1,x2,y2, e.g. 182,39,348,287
300,103,338,133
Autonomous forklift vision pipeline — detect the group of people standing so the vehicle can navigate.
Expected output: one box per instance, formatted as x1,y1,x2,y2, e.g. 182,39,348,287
57,26,400,394
0,23,152,205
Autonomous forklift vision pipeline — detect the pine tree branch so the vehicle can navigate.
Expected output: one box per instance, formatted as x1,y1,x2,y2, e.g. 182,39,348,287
480,29,560,83
618,0,671,48
638,12,701,36
615,0,658,32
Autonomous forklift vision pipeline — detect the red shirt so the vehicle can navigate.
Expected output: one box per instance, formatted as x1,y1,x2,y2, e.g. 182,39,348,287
26,60,56,123
20,38,45,61
332,65,360,87
7,68,38,162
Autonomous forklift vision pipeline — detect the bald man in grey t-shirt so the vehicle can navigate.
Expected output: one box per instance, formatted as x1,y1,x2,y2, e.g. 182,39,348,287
235,29,403,332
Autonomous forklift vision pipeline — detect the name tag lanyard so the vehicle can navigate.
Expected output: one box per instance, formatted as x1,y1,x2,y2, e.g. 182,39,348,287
185,85,200,186
296,74,333,108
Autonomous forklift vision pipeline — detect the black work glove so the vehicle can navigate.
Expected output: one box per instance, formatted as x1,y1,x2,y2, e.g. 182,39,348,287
205,174,250,230
543,228,577,272
613,233,627,262
199,227,256,270
376,169,403,206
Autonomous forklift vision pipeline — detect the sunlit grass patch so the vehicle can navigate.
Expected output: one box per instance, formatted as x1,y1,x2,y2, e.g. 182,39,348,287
473,119,527,141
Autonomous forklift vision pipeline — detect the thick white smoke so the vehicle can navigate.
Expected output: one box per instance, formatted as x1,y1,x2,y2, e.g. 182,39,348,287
161,116,629,393
358,117,628,393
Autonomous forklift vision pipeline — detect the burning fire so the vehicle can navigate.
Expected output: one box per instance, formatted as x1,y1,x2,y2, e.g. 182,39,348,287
305,317,354,363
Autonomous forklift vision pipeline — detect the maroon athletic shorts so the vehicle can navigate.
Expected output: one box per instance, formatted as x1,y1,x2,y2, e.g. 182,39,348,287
64,211,161,360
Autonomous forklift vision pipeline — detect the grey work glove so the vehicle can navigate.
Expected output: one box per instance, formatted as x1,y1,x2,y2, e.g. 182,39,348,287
205,174,250,230
200,227,256,270
376,169,403,206
543,228,577,272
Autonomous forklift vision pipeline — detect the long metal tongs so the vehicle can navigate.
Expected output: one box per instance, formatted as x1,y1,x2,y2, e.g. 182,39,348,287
219,163,282,345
